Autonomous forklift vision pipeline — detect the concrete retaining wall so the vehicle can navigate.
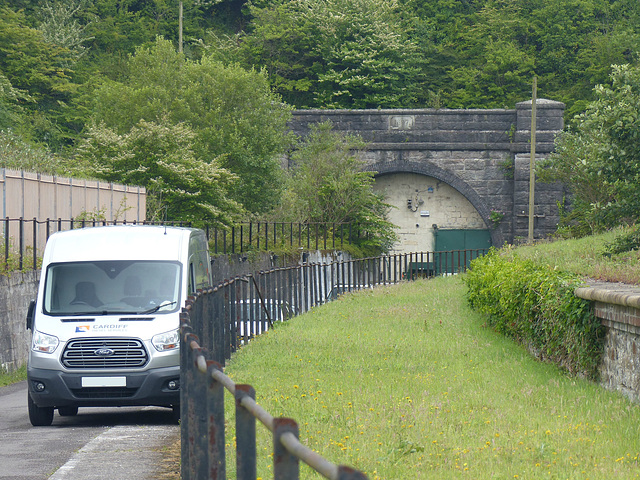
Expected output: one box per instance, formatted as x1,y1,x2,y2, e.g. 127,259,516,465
0,271,39,372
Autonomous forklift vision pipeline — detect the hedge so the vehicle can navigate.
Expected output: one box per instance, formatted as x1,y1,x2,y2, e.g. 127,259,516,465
464,248,605,379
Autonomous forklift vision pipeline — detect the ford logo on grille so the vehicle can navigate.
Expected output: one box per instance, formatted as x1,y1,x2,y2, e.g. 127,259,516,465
95,348,115,357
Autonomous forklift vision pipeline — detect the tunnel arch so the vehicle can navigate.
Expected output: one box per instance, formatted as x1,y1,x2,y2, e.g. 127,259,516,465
364,160,503,247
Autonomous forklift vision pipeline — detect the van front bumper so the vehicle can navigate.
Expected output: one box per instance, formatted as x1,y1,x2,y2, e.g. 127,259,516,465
27,365,181,409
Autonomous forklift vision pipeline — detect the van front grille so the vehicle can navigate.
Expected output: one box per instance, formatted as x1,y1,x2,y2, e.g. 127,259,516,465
70,387,138,398
62,338,148,369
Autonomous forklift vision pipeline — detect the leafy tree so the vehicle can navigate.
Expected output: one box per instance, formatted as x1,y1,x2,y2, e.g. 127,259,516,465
235,2,316,107
88,37,293,214
396,0,640,113
37,0,94,66
0,73,28,131
446,1,535,108
75,0,221,78
0,129,67,174
76,118,241,224
540,64,640,235
0,6,78,147
237,0,423,108
275,122,397,254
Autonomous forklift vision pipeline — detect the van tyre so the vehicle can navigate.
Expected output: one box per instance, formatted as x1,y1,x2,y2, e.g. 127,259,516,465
28,393,54,426
171,405,180,424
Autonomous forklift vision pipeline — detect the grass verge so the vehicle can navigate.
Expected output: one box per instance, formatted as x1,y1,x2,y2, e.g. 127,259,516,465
0,365,26,387
190,277,639,479
511,226,640,284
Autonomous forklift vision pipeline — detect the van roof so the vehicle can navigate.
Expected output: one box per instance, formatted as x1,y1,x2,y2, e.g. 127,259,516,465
42,225,203,264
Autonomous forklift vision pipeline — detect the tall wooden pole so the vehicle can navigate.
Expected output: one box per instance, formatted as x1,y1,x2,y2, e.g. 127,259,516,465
179,1,184,53
528,77,537,243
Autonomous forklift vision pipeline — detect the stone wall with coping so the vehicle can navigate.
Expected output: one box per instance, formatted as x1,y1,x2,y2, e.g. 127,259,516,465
575,282,640,403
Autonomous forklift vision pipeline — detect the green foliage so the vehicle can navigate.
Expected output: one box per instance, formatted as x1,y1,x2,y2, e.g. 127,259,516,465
88,37,293,214
37,0,93,66
602,225,640,256
76,117,242,225
0,364,26,385
237,0,424,108
502,226,640,285
464,248,604,379
0,6,79,147
488,209,504,228
540,64,640,234
274,122,397,255
409,0,640,113
0,130,69,174
0,74,28,131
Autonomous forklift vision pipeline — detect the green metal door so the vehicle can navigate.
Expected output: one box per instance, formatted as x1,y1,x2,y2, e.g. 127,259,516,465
434,229,491,274
435,229,491,251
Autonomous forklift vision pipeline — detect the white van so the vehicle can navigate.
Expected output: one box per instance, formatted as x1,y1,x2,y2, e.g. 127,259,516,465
26,225,212,426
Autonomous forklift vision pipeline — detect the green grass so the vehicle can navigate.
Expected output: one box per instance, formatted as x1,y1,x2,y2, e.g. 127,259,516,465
0,364,26,387
222,277,640,479
511,226,640,285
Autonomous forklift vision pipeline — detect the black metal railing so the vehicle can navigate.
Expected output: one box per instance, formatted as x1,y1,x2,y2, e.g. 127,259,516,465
206,222,364,255
0,217,191,272
179,249,488,479
1,218,368,272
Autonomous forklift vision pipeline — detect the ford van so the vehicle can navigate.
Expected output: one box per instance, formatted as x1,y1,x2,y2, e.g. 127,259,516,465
26,225,212,426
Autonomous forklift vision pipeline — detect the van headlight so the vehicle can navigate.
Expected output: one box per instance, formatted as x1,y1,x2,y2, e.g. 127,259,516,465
152,329,180,352
32,330,59,354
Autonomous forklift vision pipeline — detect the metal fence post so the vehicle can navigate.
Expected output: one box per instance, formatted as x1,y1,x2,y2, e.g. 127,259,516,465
32,217,37,269
235,384,257,480
180,321,194,480
191,346,209,479
19,217,23,270
213,287,226,370
3,217,8,270
274,418,299,480
207,360,226,479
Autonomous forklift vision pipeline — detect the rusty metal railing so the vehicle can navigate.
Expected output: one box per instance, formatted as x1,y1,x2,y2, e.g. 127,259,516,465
180,327,369,479
179,249,488,479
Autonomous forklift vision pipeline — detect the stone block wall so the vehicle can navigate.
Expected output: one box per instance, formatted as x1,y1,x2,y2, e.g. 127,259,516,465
290,100,567,245
575,283,640,404
598,304,640,402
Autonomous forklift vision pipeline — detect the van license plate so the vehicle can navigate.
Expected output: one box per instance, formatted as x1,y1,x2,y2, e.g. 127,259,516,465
81,377,126,387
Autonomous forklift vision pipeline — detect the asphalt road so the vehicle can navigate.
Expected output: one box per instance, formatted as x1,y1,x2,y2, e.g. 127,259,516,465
0,381,178,480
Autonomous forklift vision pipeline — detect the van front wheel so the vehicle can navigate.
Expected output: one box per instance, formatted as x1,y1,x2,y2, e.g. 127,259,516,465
28,393,54,426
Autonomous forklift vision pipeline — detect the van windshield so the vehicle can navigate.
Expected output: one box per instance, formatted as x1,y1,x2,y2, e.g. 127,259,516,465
43,261,181,315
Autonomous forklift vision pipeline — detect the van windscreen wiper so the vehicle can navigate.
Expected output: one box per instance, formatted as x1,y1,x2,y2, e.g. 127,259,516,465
141,301,177,314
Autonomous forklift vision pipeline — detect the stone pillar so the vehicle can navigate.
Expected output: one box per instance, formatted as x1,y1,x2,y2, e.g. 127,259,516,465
512,99,566,241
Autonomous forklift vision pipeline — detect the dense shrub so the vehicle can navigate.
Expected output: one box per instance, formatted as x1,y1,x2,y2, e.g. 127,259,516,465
464,248,604,379
602,225,640,257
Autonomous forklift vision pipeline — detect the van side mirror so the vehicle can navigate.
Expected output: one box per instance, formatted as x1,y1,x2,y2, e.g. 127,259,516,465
26,300,36,331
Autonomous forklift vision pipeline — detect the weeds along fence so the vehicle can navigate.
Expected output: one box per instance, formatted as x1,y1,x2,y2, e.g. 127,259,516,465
179,249,487,480
0,218,365,272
